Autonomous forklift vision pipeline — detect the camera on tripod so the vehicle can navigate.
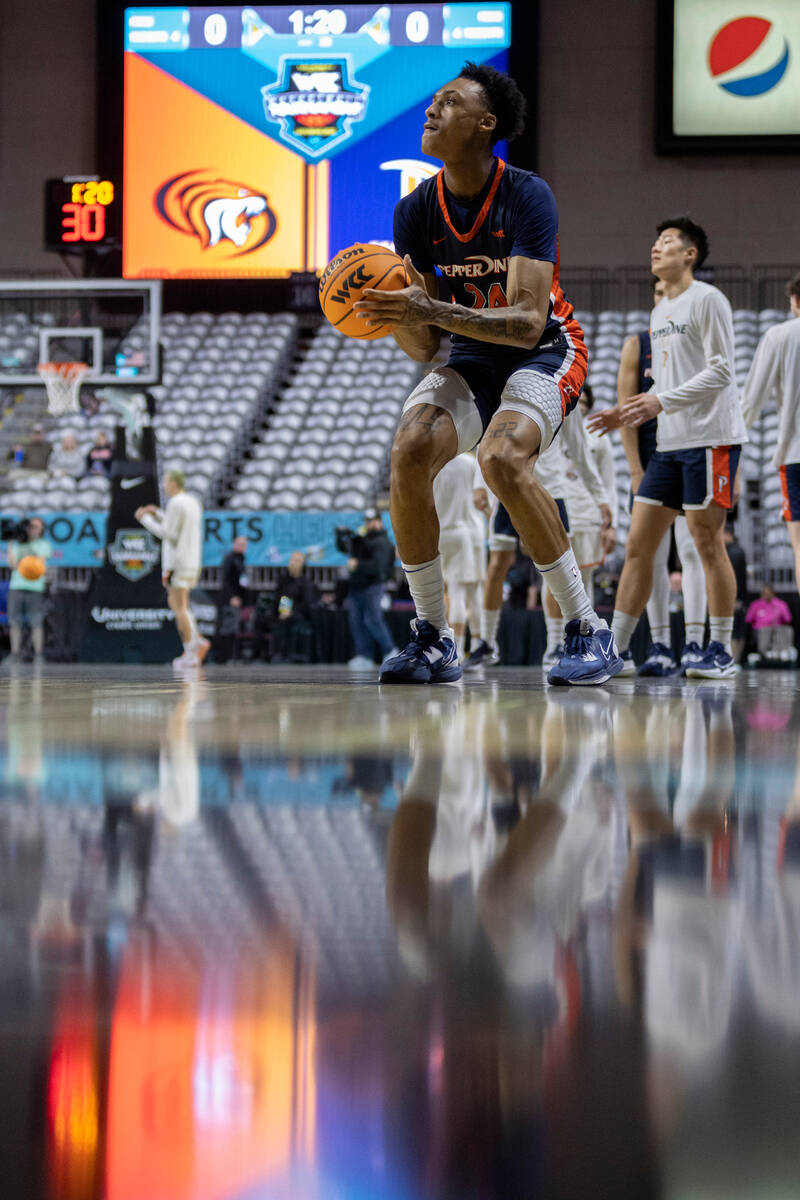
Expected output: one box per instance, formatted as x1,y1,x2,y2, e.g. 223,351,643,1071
335,526,365,557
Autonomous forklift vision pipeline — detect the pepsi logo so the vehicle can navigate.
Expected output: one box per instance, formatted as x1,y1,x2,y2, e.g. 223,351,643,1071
708,16,790,97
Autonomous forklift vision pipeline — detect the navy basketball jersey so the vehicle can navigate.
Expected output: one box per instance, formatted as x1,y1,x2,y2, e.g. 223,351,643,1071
393,158,585,375
637,329,657,467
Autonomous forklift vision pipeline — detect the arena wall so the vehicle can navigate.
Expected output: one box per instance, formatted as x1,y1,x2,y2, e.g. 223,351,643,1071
0,0,795,275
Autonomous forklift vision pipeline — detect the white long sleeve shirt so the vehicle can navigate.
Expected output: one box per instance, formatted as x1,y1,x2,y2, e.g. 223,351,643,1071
740,315,800,467
564,423,618,532
536,408,610,510
433,453,485,544
139,490,203,574
650,280,746,451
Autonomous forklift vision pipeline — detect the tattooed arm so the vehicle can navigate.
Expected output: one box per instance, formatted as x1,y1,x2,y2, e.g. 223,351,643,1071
390,270,443,363
356,255,554,351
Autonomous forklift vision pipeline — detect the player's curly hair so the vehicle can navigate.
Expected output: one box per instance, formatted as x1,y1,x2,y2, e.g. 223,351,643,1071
656,216,710,270
458,61,527,144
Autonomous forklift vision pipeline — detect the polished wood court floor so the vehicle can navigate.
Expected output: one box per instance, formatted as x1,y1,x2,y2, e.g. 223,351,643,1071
1,663,799,1199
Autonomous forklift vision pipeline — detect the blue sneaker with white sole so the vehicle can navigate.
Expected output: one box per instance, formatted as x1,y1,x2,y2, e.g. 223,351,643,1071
547,619,624,686
637,642,677,677
679,641,704,675
617,648,635,677
684,641,737,680
378,619,462,684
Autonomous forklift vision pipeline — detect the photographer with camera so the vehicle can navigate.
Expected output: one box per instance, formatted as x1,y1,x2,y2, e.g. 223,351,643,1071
5,517,52,665
338,509,397,670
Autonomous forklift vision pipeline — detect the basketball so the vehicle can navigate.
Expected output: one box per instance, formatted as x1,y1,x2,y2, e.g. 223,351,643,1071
319,243,407,340
17,555,46,581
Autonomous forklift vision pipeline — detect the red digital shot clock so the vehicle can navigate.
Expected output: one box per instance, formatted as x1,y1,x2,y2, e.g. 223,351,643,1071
44,176,120,251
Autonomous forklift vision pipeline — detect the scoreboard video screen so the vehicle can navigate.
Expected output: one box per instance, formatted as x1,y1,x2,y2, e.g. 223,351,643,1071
123,4,511,279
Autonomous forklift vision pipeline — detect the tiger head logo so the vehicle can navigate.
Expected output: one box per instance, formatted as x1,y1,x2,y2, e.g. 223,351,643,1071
154,170,277,255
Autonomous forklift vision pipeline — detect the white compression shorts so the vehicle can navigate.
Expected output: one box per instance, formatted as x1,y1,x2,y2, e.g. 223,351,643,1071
402,365,564,456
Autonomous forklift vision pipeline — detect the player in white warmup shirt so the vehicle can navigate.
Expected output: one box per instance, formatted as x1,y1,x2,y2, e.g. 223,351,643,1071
590,217,746,681
432,452,487,657
136,469,209,668
741,272,800,594
563,384,618,608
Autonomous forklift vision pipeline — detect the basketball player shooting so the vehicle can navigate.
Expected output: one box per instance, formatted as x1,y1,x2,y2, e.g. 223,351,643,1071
355,62,623,685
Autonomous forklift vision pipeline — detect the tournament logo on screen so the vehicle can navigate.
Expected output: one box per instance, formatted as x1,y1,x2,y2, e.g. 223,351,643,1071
262,58,369,160
708,16,790,97
154,170,277,256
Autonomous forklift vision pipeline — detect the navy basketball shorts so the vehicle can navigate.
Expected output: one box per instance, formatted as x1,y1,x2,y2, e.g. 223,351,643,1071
636,446,741,511
401,333,588,456
779,463,800,522
489,497,569,551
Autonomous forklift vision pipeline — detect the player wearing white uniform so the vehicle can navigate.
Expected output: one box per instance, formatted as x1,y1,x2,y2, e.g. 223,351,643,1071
591,218,746,680
564,386,617,607
741,274,800,593
136,469,208,668
432,452,487,656
467,407,612,668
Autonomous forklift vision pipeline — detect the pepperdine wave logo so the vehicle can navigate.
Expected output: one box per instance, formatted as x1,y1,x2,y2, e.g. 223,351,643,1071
708,16,790,97
262,57,369,161
154,171,277,256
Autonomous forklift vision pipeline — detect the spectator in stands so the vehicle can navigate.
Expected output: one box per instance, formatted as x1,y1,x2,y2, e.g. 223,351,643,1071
345,510,397,670
214,536,249,663
741,272,800,596
7,424,51,481
85,429,113,475
746,585,795,664
220,535,249,609
48,432,84,479
269,551,317,663
5,517,52,665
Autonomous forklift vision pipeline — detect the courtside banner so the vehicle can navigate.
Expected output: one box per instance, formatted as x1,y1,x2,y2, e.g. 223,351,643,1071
1,511,394,568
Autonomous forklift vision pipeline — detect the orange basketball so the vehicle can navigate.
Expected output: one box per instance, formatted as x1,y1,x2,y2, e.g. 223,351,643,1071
17,554,46,581
319,243,407,340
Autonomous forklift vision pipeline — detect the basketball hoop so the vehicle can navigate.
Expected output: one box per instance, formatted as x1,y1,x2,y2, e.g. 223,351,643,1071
37,361,89,416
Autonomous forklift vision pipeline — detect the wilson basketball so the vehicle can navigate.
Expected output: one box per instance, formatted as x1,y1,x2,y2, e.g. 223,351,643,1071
319,243,407,340
17,554,46,581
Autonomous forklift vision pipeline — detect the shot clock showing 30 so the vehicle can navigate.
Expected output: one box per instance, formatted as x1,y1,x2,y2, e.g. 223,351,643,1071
44,176,120,252
123,4,511,279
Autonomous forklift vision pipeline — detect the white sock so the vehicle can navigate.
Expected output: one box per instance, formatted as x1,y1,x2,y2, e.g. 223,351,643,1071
675,516,707,637
402,556,449,633
685,622,706,646
481,607,501,646
545,614,563,655
580,565,594,608
611,611,639,653
533,547,601,629
709,617,733,654
646,530,671,648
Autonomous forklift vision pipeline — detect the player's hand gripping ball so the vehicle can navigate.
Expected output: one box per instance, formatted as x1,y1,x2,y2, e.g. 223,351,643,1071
319,243,407,340
17,555,46,581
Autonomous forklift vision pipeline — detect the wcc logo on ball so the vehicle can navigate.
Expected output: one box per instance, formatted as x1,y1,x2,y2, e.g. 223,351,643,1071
154,170,277,256
708,16,790,96
262,58,369,160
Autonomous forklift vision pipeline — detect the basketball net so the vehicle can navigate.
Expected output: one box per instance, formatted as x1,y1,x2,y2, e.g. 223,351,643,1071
37,362,89,416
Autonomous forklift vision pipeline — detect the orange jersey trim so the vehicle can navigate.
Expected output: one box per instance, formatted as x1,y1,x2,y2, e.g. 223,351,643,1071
780,464,791,521
712,446,733,508
436,159,506,244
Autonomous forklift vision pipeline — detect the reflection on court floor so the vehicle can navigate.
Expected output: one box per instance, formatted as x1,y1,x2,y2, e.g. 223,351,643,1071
1,665,799,1198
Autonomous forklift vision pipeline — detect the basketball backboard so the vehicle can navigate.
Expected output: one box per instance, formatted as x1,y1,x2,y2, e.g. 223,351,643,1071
0,279,161,387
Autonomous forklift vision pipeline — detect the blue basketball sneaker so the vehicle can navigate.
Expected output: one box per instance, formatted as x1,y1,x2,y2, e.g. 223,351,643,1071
637,642,677,677
679,641,705,675
378,619,462,684
463,638,499,671
684,641,737,680
547,620,624,686
617,648,635,677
